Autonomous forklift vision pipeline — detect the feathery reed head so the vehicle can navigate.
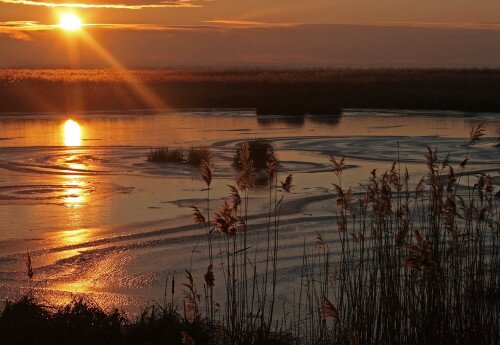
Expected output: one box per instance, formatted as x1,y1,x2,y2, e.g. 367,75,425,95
320,296,341,323
200,159,213,188
280,174,293,193
329,155,346,177
265,157,279,179
190,206,206,225
212,200,238,236
227,185,242,211
469,123,485,145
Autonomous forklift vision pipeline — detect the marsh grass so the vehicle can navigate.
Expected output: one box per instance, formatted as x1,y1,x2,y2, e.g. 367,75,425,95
3,69,500,113
190,129,499,344
187,146,211,166
147,147,185,163
233,139,278,170
295,125,499,345
0,297,218,345
2,128,499,345
147,146,211,166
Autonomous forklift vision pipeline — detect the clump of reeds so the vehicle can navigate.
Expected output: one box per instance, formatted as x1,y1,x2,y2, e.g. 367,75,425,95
147,147,185,163
233,139,278,170
186,146,210,166
296,124,499,345
147,146,211,166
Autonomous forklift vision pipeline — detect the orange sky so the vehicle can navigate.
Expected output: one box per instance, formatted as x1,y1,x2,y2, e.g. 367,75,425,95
1,0,500,67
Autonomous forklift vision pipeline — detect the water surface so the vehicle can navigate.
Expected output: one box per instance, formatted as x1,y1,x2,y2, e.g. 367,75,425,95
0,109,498,311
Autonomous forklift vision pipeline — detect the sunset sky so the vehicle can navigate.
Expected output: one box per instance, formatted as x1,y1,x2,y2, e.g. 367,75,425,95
1,0,500,67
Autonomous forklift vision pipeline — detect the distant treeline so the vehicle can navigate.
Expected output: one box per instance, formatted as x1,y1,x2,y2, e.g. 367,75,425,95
1,68,500,114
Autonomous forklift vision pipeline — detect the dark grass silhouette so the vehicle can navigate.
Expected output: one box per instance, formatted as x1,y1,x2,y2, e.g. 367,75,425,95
187,147,211,166
0,297,221,345
147,147,210,166
147,147,185,163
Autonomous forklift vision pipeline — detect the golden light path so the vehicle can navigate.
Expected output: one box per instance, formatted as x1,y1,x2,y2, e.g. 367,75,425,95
62,119,86,208
63,119,82,146
64,177,86,207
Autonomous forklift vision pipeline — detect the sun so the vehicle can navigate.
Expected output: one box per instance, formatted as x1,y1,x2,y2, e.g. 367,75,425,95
59,13,83,31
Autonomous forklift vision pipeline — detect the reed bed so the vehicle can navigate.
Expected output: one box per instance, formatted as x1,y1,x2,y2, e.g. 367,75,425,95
297,128,500,344
1,127,498,344
188,127,499,344
2,69,500,112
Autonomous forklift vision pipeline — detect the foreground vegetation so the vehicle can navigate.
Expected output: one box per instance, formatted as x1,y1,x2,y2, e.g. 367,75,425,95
1,125,498,344
2,69,500,113
0,297,219,345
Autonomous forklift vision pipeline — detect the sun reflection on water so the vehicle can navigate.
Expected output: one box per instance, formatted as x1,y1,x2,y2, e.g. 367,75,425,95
61,119,88,207
59,228,92,246
63,178,86,208
63,119,82,147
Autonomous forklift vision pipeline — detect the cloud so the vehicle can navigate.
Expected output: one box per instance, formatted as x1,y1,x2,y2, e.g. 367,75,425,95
381,21,500,31
0,21,228,38
90,23,223,31
4,20,500,41
0,0,202,9
204,20,296,28
0,21,54,40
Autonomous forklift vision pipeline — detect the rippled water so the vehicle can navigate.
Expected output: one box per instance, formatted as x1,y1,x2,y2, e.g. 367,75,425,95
0,109,498,311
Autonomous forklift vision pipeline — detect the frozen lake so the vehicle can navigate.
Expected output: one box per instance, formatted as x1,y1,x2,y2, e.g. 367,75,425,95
0,109,498,312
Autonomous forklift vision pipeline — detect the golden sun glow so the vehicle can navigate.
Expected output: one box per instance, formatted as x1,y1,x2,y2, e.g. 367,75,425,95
63,119,82,146
59,13,82,31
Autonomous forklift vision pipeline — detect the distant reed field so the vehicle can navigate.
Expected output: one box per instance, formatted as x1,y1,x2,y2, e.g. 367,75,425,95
1,68,500,113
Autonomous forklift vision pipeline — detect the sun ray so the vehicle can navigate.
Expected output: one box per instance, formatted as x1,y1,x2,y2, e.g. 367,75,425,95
77,30,167,109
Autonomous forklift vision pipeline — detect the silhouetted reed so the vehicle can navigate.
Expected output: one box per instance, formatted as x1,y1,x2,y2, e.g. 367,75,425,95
190,128,498,344
296,124,499,345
